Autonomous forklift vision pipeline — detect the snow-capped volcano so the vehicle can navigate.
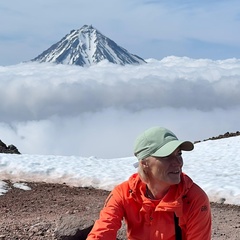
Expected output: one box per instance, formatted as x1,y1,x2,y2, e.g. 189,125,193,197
32,25,146,67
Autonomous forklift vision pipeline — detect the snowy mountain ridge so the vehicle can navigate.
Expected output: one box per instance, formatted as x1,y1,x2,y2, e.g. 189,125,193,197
32,25,146,67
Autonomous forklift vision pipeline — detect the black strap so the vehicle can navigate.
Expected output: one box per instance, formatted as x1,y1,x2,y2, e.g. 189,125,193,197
174,213,182,240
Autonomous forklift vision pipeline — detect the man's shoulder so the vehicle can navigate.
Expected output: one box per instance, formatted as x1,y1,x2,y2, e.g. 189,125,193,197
188,182,208,197
183,181,210,211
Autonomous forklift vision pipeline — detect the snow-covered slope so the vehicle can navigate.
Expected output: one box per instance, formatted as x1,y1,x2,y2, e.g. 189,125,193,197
32,25,146,67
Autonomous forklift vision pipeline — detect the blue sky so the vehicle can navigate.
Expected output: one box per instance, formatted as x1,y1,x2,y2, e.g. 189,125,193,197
0,0,240,66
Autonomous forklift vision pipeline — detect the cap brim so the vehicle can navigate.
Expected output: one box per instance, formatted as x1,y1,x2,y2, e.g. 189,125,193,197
151,140,194,157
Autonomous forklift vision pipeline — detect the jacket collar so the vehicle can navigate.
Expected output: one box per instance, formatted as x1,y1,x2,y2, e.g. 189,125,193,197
127,172,193,216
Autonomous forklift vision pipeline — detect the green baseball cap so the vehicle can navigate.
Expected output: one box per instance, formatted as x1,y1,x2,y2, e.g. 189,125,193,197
134,126,194,161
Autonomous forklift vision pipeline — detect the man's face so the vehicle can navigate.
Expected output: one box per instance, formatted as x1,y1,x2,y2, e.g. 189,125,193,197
147,148,183,188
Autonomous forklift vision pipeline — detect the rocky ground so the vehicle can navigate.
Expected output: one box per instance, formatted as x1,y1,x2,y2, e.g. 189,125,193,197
0,181,239,239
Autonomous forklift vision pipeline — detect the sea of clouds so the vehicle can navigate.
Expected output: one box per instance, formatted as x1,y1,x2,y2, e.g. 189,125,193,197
0,57,240,158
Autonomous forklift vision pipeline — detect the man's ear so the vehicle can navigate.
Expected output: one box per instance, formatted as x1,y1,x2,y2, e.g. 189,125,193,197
140,159,148,168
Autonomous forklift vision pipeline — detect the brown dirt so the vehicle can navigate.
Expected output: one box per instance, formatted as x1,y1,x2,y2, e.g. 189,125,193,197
0,181,239,239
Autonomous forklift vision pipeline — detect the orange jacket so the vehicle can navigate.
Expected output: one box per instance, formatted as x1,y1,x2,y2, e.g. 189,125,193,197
87,173,211,240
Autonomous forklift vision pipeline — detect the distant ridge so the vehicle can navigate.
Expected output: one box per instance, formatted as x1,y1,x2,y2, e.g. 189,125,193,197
31,24,146,67
194,131,240,144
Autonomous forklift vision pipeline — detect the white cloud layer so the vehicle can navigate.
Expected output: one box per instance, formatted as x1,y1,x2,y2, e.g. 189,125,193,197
1,57,240,158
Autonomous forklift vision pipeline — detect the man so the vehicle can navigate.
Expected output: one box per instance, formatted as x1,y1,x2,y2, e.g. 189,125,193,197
87,126,212,239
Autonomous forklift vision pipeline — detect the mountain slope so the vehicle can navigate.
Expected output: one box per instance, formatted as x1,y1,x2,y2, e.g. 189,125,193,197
32,25,146,67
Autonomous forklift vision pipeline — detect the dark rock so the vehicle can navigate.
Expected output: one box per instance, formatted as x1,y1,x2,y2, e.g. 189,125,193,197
54,214,126,240
54,214,94,240
0,140,7,148
0,140,20,154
